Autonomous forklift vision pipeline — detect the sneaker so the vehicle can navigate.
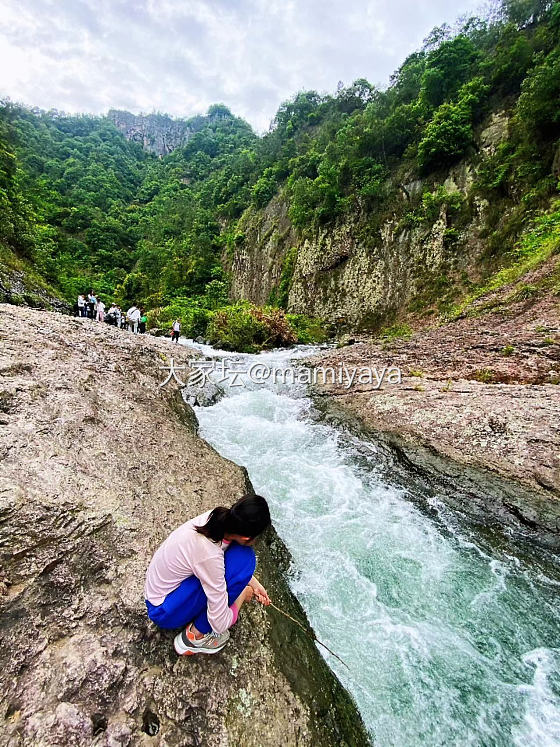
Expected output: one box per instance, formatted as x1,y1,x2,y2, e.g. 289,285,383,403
174,623,230,656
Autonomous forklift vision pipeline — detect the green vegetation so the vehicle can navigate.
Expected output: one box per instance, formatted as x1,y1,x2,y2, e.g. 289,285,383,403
285,313,328,344
205,302,319,353
472,368,497,383
379,322,413,340
268,246,298,308
449,199,560,318
418,77,489,173
147,296,325,353
1,0,560,347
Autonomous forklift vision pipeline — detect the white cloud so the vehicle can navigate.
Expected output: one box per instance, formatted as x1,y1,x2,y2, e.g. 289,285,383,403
0,0,484,132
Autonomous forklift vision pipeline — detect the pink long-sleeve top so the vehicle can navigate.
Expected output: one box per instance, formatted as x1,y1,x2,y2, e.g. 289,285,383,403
144,510,239,633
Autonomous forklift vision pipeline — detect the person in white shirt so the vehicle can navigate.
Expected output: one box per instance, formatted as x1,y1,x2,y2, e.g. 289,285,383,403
96,299,106,322
126,304,141,333
171,319,181,343
77,295,86,317
87,292,96,319
144,494,271,656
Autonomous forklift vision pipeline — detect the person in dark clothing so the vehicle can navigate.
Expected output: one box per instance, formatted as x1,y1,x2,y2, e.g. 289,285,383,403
139,310,147,334
87,291,96,319
171,319,181,343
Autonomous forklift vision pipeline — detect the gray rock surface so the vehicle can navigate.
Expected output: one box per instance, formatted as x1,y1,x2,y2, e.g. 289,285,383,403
182,378,225,408
0,264,69,313
305,285,560,544
0,305,369,746
108,110,193,156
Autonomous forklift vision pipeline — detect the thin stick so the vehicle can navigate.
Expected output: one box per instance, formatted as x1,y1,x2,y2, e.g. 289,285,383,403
252,576,349,670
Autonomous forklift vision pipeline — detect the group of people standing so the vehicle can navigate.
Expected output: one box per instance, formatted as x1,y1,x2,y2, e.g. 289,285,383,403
76,293,147,334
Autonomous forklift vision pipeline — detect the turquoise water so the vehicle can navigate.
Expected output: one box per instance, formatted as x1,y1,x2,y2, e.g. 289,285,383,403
187,342,560,746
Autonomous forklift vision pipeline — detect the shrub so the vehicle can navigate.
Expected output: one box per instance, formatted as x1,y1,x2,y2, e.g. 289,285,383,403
285,313,328,344
517,50,560,137
206,303,268,352
251,168,278,208
379,323,413,340
418,102,473,173
505,283,540,302
422,186,464,222
269,246,298,308
147,298,211,338
418,77,489,174
472,368,496,383
205,303,298,352
420,35,480,109
250,306,297,346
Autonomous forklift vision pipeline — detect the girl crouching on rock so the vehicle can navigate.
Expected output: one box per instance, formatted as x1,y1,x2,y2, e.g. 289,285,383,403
144,494,271,656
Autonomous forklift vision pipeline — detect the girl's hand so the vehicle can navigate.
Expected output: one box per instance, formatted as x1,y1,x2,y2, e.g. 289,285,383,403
244,585,255,602
249,578,271,606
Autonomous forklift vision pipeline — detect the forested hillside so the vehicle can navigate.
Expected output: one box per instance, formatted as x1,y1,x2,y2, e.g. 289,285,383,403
1,0,559,349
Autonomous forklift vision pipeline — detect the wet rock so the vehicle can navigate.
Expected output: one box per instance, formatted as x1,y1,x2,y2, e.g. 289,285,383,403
182,378,224,407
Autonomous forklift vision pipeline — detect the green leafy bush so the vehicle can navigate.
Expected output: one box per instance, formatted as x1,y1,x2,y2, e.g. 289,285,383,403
285,314,328,344
418,78,489,173
422,186,464,222
206,303,273,352
420,35,481,109
204,303,326,352
517,49,560,137
251,168,278,207
418,102,473,173
147,298,212,338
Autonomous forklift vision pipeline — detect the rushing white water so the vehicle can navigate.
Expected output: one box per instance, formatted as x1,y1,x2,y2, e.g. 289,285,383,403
184,340,560,746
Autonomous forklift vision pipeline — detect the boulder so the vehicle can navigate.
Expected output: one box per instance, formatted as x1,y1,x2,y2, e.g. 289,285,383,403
182,378,225,407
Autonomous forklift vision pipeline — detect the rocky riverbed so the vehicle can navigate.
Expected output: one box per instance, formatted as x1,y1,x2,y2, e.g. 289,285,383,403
0,304,368,747
306,290,560,546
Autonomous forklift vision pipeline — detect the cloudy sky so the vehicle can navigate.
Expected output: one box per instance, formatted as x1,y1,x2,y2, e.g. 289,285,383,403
0,0,485,132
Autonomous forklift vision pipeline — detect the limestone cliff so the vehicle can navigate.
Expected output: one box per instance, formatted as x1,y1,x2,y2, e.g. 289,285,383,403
0,249,69,312
0,305,369,746
225,111,536,331
108,110,193,156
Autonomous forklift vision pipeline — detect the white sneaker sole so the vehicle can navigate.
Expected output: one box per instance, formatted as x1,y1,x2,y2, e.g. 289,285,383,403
173,632,228,656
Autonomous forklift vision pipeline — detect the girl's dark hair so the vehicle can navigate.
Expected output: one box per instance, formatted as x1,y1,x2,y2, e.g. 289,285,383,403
195,493,271,543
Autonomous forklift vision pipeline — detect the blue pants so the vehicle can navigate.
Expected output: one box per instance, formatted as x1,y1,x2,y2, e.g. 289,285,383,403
145,543,256,633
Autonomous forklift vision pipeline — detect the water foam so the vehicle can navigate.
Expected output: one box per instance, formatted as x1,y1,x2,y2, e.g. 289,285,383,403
190,342,560,745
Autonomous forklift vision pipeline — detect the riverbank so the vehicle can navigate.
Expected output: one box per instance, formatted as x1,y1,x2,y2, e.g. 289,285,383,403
0,304,369,746
305,291,560,546
189,335,560,744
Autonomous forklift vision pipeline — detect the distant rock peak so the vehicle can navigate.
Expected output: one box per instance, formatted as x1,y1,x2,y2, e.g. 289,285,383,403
108,106,236,156
108,110,192,156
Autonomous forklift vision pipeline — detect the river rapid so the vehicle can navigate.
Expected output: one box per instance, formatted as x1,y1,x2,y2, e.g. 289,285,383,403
184,340,560,746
